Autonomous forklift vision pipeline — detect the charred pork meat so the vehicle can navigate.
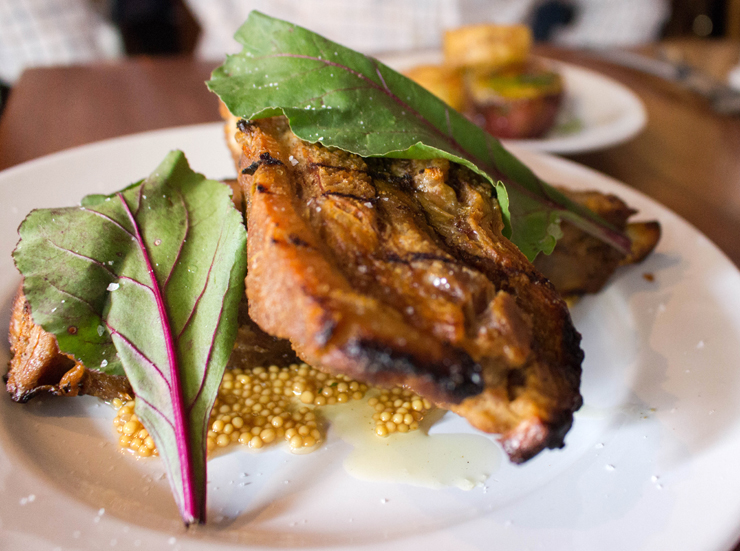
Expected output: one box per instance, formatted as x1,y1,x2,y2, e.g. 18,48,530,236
534,190,660,298
6,289,133,403
236,117,584,462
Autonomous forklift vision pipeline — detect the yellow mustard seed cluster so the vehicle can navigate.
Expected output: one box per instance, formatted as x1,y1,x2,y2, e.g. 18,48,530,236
113,364,437,457
206,363,368,453
113,363,371,457
112,398,158,457
369,388,433,437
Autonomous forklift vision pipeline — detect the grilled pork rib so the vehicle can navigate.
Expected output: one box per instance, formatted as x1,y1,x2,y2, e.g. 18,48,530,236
535,190,661,298
6,289,133,402
237,117,584,462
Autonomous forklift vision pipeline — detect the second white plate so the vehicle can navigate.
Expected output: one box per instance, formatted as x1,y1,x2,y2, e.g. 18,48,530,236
378,50,647,154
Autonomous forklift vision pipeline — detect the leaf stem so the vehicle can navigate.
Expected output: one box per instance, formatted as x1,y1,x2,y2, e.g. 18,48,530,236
117,191,201,525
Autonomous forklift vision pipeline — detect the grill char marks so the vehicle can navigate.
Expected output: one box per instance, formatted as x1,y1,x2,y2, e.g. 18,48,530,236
392,159,584,461
238,118,484,405
237,117,584,462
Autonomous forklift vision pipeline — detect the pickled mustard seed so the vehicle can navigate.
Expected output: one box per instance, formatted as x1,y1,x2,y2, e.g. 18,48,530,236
113,363,436,457
113,363,365,456
368,389,432,437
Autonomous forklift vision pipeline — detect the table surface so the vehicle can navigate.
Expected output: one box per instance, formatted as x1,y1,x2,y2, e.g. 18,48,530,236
1,40,740,550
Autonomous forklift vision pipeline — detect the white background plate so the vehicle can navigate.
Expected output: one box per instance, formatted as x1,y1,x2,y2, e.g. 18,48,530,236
2,124,740,551
377,51,647,154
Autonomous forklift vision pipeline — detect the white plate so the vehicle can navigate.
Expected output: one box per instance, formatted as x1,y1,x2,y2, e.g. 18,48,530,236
377,50,647,154
2,124,740,551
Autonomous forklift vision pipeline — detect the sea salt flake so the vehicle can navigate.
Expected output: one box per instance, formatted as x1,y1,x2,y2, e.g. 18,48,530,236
100,360,108,368
696,340,705,349
107,282,120,291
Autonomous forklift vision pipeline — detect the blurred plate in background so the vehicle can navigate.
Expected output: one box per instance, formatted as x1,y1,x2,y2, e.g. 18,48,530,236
378,50,647,154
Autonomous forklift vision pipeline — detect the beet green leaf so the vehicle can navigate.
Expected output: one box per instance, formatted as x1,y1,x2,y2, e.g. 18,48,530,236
207,10,630,260
13,151,247,525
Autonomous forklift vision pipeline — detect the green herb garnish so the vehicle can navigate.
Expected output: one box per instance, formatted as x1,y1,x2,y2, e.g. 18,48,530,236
13,151,247,525
207,11,629,260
